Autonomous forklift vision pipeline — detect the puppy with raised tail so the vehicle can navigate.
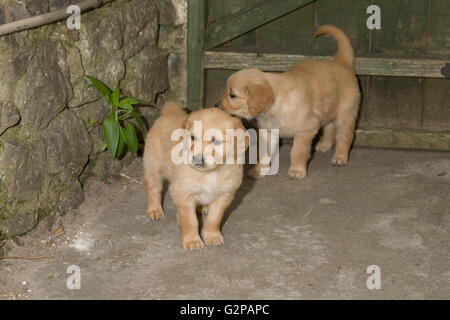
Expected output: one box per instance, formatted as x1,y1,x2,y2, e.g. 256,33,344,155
217,25,361,179
143,102,249,250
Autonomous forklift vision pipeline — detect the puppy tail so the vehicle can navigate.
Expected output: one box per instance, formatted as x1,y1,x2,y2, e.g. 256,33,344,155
314,25,355,67
160,101,186,117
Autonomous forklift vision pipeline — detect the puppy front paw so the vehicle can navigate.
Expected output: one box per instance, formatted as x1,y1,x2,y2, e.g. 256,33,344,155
146,207,165,220
331,154,348,166
182,236,205,251
203,231,225,246
288,167,307,179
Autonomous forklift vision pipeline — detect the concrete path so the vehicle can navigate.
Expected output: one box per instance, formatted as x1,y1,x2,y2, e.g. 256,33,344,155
1,146,449,299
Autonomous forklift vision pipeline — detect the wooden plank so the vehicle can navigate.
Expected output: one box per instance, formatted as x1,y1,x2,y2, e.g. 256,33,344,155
204,51,448,78
361,77,423,129
371,0,428,57
207,0,264,50
257,2,315,54
422,79,450,131
357,75,371,126
314,0,370,56
187,0,206,109
426,0,450,58
228,0,260,50
205,69,236,108
353,129,450,151
230,29,258,51
207,0,250,22
366,1,429,131
281,129,450,151
204,0,316,50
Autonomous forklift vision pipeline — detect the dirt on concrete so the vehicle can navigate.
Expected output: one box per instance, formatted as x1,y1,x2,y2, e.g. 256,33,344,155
0,145,449,299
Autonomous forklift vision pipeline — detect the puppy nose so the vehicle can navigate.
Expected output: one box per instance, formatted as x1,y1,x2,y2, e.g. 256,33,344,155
193,155,204,165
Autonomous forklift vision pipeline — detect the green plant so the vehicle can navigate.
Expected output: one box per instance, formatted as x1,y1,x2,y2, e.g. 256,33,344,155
85,75,149,158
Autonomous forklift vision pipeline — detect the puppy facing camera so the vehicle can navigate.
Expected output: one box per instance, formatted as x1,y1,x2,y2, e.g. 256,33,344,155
143,102,249,250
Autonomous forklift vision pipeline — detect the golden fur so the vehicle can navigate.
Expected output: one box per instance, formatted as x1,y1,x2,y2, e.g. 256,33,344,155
143,102,248,250
217,25,361,179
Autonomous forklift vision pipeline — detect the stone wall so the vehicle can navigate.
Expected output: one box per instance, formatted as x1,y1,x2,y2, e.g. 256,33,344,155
157,0,187,107
0,0,187,240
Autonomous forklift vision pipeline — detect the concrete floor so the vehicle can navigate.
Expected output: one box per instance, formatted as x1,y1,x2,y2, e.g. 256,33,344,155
1,145,449,299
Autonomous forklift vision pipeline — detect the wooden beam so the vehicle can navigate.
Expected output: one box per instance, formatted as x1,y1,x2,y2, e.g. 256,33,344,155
204,0,316,50
353,129,450,151
281,129,450,151
205,51,448,78
187,0,206,109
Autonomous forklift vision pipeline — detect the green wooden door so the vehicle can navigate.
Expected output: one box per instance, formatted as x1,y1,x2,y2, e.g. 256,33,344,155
188,0,450,150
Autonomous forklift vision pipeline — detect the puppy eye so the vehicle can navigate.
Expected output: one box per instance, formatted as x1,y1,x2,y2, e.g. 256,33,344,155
210,137,222,145
229,92,236,99
191,135,197,141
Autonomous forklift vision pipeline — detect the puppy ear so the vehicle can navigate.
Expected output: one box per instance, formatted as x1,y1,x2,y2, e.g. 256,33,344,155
247,82,275,117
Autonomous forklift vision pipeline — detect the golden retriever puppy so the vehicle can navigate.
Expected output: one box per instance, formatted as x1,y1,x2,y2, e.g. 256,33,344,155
143,102,248,250
217,25,361,179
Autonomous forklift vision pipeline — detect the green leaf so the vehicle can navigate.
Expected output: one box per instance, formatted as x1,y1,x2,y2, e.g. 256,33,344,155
123,120,138,154
116,127,125,158
103,117,121,158
119,97,150,106
132,112,146,135
85,76,112,104
112,87,119,107
118,112,133,121
118,100,134,110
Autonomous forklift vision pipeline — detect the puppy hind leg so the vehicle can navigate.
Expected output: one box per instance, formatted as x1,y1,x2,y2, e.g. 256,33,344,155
316,121,336,152
144,173,165,220
332,96,359,166
288,126,319,179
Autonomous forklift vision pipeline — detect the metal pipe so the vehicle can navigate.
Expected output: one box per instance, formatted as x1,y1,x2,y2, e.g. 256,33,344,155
0,0,116,37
